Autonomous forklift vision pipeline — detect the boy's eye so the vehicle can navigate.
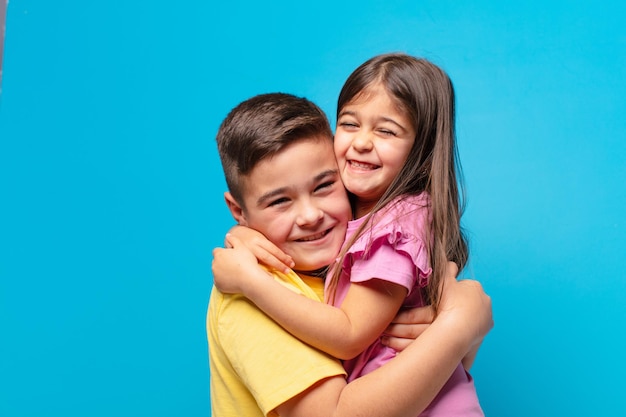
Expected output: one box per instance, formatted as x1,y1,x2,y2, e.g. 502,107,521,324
268,197,290,207
315,181,335,192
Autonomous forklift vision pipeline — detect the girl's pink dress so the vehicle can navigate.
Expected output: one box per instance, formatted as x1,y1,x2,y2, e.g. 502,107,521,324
327,193,484,416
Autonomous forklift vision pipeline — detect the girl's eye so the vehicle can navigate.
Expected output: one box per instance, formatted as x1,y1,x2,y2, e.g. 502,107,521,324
338,119,358,129
379,128,397,136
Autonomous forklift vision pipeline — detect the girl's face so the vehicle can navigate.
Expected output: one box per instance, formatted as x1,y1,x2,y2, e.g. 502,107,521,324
334,83,416,217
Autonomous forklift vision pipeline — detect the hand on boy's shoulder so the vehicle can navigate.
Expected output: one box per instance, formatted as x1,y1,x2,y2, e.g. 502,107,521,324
212,236,260,295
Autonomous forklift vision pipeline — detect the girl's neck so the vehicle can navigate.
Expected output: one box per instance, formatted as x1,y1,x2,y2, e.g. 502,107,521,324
354,200,376,219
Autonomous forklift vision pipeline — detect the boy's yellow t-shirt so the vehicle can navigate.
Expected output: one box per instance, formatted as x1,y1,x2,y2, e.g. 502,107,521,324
207,268,345,417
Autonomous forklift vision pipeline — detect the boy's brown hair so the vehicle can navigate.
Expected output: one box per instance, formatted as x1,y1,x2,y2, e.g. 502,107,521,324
216,93,333,208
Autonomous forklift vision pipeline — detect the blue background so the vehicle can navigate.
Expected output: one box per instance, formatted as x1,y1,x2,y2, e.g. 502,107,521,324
1,1,625,416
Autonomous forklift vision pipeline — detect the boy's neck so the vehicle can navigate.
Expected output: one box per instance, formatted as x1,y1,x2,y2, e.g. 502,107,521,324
293,265,329,279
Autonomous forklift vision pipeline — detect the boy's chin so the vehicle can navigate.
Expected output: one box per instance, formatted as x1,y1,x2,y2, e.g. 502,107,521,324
289,246,341,274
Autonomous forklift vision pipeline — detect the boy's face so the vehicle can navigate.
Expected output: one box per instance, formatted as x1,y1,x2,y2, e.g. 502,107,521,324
226,137,351,272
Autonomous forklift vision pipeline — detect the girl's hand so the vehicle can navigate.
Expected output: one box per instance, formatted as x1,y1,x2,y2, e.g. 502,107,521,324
212,235,271,294
226,225,294,274
380,305,434,351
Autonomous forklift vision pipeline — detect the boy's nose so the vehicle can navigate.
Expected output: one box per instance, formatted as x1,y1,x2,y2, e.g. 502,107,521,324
295,203,324,227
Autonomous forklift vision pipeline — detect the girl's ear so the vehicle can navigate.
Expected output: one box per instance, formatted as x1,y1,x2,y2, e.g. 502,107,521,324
224,192,247,225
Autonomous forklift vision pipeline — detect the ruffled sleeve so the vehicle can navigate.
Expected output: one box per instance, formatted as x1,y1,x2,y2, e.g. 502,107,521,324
347,195,433,292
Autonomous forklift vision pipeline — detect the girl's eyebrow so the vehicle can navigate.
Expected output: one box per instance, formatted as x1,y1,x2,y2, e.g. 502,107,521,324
379,116,408,132
338,109,355,118
256,169,339,207
339,109,408,132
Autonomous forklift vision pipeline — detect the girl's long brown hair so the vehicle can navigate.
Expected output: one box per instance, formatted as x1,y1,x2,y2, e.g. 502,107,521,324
326,53,468,313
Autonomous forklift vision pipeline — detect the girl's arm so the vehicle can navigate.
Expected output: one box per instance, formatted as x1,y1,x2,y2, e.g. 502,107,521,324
218,227,434,350
212,235,408,360
275,268,494,417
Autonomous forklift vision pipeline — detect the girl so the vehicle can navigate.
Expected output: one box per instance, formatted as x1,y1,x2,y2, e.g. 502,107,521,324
214,53,483,416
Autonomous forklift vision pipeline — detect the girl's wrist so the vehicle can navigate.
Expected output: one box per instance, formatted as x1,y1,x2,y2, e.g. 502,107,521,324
242,268,273,299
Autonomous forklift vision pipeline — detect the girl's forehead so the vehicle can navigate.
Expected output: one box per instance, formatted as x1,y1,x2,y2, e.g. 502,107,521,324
348,83,387,104
343,83,411,121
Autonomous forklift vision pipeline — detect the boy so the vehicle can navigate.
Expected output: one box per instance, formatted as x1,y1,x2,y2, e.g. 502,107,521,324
208,92,492,417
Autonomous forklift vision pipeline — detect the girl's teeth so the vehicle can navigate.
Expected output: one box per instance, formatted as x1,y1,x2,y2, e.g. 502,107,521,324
350,161,376,169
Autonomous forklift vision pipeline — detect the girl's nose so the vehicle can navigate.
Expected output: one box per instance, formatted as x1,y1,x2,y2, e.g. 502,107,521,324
351,132,373,152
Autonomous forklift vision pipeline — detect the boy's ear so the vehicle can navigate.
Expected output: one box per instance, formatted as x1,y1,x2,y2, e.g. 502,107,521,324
224,192,247,225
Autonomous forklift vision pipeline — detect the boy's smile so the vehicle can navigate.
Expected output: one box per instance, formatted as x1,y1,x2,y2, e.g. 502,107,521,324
295,229,331,242
229,137,351,272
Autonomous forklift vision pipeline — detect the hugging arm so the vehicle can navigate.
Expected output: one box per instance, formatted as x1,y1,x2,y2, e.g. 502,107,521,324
211,237,494,417
381,284,484,370
227,226,440,347
213,234,407,359
275,265,494,417
213,229,484,366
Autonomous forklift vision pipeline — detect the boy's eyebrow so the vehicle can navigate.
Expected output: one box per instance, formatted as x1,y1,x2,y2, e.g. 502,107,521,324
255,169,339,207
256,187,288,207
313,169,340,183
